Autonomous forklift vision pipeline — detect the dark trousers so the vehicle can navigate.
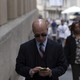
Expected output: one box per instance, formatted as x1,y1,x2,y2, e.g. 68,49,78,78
71,64,80,80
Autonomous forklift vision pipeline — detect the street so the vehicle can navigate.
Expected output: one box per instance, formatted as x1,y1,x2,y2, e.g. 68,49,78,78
59,66,73,80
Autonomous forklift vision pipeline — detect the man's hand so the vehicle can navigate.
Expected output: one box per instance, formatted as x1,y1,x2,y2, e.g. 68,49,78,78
29,67,41,77
39,67,52,77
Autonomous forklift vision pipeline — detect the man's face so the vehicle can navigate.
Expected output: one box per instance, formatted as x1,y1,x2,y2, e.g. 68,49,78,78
32,20,48,43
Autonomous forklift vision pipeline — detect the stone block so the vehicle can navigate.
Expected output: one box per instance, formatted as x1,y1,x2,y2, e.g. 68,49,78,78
17,0,24,16
0,0,7,25
7,0,18,19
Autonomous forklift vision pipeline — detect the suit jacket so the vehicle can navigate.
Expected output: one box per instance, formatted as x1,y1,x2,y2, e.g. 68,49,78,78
16,38,67,80
64,35,76,64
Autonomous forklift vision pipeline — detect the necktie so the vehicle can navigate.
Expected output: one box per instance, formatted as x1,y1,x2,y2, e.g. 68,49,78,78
39,43,45,57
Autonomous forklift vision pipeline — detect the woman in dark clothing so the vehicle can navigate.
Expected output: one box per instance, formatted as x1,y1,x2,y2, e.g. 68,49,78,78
64,21,80,80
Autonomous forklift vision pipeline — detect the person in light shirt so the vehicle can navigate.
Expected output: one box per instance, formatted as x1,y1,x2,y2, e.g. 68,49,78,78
57,19,71,47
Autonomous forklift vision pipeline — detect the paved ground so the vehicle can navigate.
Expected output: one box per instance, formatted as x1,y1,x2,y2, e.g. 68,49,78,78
59,66,73,80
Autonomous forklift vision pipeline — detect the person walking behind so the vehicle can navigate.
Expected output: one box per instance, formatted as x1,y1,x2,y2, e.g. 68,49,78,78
64,21,80,80
15,19,68,80
57,19,71,47
51,19,57,34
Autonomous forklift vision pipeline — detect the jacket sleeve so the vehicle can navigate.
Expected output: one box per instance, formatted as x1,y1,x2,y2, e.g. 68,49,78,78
51,44,68,78
64,37,71,65
15,44,31,79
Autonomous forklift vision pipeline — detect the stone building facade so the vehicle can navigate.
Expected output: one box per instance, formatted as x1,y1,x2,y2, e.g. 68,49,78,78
37,0,80,19
0,0,38,80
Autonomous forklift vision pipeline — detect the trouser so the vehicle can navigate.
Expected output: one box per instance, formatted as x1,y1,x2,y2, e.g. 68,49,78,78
57,38,65,47
71,64,80,80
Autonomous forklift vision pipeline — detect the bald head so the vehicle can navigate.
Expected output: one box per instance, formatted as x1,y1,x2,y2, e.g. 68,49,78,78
32,19,48,42
32,19,48,33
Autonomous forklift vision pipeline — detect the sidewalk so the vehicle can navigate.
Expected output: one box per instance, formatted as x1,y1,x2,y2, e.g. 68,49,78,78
59,65,73,80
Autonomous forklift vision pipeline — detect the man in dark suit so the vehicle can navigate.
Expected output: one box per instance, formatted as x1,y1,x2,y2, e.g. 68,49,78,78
15,19,68,80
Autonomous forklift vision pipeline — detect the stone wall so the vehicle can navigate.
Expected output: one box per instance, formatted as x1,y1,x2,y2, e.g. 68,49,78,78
0,9,38,80
0,0,38,80
0,0,37,25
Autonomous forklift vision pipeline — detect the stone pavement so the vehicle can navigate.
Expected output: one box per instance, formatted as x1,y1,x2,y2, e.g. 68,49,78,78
59,66,73,80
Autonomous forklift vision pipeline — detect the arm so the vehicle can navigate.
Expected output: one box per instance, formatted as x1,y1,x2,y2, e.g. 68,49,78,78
64,37,71,65
15,45,31,78
51,44,68,78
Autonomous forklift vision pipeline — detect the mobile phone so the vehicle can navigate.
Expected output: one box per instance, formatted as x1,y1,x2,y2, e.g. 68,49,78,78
40,68,47,71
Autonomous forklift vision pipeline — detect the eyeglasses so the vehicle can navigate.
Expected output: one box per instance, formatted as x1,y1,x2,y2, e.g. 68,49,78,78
34,33,47,38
